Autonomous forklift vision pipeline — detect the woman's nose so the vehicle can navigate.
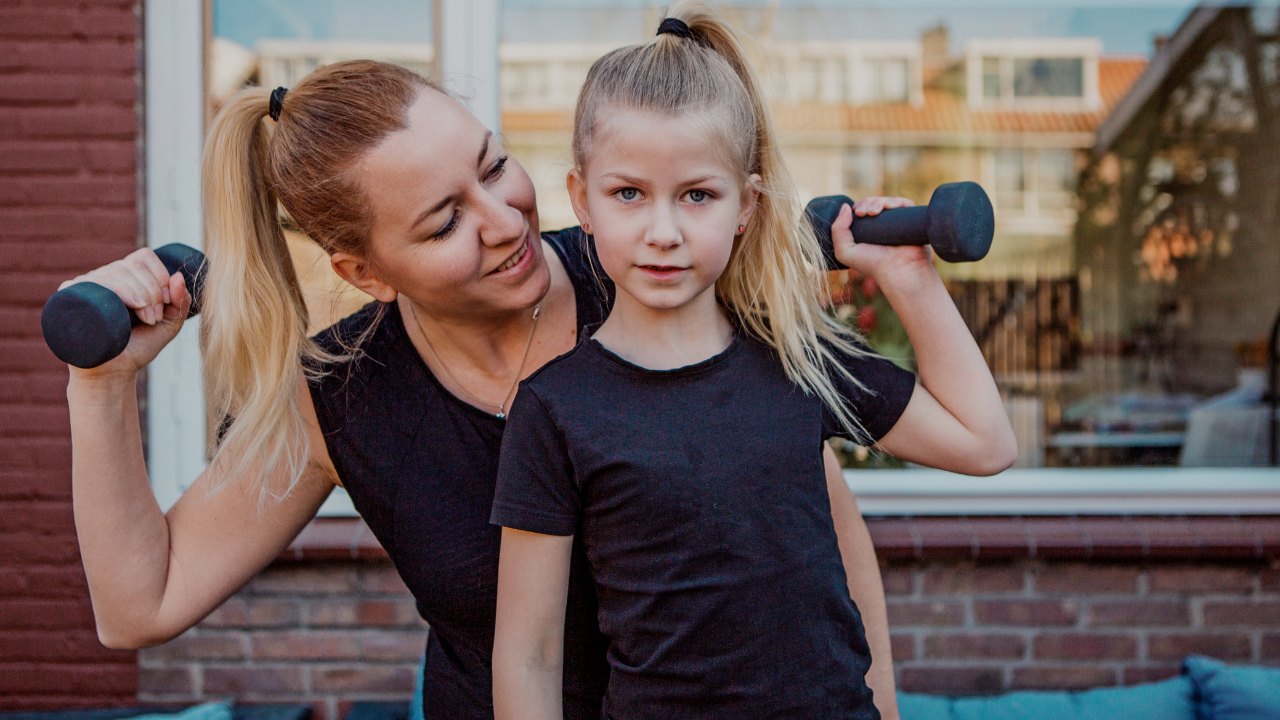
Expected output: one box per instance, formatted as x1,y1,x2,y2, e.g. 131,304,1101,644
476,190,526,248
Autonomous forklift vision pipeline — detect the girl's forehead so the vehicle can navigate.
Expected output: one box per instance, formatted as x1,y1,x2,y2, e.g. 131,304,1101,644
587,110,745,179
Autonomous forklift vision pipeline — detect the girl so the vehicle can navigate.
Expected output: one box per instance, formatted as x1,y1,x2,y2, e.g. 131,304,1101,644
490,4,1017,719
61,59,903,719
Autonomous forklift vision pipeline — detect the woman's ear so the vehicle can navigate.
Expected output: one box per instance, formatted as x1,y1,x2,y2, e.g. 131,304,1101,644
567,169,592,231
737,173,762,230
331,252,397,303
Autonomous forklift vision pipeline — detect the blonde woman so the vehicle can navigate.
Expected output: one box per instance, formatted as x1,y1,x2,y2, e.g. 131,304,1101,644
63,60,911,719
490,4,1016,719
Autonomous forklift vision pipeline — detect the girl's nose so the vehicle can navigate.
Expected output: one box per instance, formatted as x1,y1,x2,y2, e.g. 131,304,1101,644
646,205,683,250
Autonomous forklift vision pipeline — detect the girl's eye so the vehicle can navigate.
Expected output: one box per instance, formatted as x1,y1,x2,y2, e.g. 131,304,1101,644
617,188,640,201
486,155,508,182
687,189,710,203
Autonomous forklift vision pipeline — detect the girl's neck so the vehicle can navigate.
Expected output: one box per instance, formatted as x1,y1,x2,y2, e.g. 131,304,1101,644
592,287,733,371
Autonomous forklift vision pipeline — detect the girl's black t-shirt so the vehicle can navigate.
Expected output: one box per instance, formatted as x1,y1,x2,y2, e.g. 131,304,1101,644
308,228,613,720
491,331,916,720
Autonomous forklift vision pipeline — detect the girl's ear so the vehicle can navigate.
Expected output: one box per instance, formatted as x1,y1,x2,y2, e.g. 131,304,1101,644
331,252,398,303
737,173,762,231
567,169,591,231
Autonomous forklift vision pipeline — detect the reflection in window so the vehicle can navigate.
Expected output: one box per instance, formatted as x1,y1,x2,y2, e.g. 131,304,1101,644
1013,57,1084,97
994,149,1025,211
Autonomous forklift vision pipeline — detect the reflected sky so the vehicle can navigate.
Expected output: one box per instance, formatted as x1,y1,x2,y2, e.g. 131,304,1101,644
214,1,1279,56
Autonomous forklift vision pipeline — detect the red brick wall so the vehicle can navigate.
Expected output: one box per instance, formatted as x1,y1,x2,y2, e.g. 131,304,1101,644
138,562,427,720
887,560,1278,694
0,0,142,709
137,553,1279,718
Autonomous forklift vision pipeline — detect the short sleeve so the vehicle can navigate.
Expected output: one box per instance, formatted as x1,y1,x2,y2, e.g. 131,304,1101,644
491,386,581,536
822,346,917,444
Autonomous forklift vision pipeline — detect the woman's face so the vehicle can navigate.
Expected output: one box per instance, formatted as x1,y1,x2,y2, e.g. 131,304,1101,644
345,89,548,321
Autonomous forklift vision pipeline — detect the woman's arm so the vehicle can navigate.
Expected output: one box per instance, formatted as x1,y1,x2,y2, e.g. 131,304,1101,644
824,444,899,720
493,528,574,720
65,249,339,648
833,201,1017,476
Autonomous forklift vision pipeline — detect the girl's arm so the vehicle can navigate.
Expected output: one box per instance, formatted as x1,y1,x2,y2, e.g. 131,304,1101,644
824,444,899,720
834,201,1018,476
493,528,574,720
66,249,339,648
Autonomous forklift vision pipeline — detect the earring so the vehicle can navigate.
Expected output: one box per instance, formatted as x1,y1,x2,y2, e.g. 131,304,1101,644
583,222,591,234
737,224,746,234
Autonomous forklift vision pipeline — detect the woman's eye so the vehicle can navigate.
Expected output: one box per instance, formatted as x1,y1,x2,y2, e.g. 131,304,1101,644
687,189,710,203
431,209,460,240
486,156,508,181
617,188,639,201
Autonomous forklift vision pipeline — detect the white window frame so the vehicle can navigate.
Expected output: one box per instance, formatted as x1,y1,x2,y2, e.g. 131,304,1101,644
966,38,1102,111
148,3,1278,519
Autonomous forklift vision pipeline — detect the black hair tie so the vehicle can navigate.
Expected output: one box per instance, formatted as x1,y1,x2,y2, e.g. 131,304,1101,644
268,86,288,122
656,17,695,41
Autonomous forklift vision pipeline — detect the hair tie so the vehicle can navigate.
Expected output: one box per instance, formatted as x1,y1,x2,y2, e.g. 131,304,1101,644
268,87,288,122
656,17,695,41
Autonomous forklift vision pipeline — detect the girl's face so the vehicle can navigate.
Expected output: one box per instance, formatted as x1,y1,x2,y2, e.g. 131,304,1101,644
337,90,549,321
569,111,757,314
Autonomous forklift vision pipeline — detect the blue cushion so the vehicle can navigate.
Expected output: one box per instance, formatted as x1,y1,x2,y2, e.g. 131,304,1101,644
128,705,233,720
898,676,1196,720
1182,655,1280,720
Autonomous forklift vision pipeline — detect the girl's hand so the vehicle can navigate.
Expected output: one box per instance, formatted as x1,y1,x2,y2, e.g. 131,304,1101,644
59,248,192,382
831,197,934,285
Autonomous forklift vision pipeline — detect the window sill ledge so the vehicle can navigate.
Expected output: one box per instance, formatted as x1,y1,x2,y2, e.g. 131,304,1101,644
281,515,1280,564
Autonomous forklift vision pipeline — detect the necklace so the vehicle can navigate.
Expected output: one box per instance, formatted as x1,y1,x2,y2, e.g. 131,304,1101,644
408,301,541,419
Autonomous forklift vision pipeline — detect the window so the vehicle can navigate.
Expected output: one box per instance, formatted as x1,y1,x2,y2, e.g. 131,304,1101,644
1014,57,1084,98
994,149,1026,211
870,58,910,103
983,57,1002,98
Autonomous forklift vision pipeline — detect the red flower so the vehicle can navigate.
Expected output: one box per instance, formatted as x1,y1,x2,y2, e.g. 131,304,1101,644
857,305,878,334
861,276,880,299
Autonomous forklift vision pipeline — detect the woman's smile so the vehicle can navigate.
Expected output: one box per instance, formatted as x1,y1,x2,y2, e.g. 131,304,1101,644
488,228,536,279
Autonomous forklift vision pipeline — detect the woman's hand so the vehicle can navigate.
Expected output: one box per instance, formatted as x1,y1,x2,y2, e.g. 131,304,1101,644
830,197,934,287
59,247,191,382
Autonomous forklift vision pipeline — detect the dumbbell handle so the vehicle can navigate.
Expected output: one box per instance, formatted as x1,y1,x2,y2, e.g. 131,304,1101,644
41,243,206,369
806,181,995,267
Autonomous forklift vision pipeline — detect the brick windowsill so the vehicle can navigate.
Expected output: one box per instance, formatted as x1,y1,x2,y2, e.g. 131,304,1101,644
281,516,1280,564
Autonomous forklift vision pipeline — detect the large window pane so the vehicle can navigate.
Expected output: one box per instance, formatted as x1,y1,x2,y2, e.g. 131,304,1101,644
1013,57,1084,98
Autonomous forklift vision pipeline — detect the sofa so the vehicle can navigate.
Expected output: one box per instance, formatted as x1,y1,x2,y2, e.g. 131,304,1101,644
899,656,1280,720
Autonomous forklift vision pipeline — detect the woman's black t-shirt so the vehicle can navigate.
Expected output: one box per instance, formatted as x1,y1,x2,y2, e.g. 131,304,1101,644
491,332,916,720
308,228,613,720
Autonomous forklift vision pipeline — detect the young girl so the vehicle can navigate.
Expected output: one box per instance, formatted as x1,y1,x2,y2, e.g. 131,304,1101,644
490,3,1017,718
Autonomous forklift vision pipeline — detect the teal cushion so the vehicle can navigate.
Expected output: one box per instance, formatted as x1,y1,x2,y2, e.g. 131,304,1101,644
1182,654,1280,720
127,704,233,720
899,676,1196,720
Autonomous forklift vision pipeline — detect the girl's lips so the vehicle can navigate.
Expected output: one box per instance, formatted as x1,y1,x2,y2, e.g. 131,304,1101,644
638,265,688,282
488,231,536,279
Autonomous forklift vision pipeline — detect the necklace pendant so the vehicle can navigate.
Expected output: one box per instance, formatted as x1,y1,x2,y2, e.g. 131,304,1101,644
495,411,506,419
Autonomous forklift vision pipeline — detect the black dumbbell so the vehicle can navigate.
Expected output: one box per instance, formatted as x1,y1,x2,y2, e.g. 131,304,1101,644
41,243,207,369
806,181,995,268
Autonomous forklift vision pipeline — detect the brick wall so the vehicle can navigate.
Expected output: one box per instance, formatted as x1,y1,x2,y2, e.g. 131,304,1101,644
136,518,1280,719
0,0,143,710
886,560,1278,695
138,562,427,720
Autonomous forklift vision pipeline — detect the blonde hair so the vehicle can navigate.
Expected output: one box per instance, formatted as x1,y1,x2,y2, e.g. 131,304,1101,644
573,0,875,441
201,61,436,502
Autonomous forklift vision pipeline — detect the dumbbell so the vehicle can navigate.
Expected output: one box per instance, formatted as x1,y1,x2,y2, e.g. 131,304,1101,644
41,244,207,369
805,181,995,268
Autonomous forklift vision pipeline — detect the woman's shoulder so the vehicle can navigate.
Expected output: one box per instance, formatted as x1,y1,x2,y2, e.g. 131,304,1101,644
310,301,392,357
542,227,614,326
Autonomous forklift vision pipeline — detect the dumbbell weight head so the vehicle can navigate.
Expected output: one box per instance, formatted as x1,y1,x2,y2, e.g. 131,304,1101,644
41,243,206,369
925,181,995,264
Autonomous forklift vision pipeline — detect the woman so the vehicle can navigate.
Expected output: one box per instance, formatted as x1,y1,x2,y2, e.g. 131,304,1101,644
63,61,902,719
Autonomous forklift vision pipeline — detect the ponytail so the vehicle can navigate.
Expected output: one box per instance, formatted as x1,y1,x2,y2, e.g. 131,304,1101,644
199,62,433,503
573,0,877,442
200,88,322,503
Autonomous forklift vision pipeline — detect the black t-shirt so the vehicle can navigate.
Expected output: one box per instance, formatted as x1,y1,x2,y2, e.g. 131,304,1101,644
491,331,915,720
308,228,613,720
